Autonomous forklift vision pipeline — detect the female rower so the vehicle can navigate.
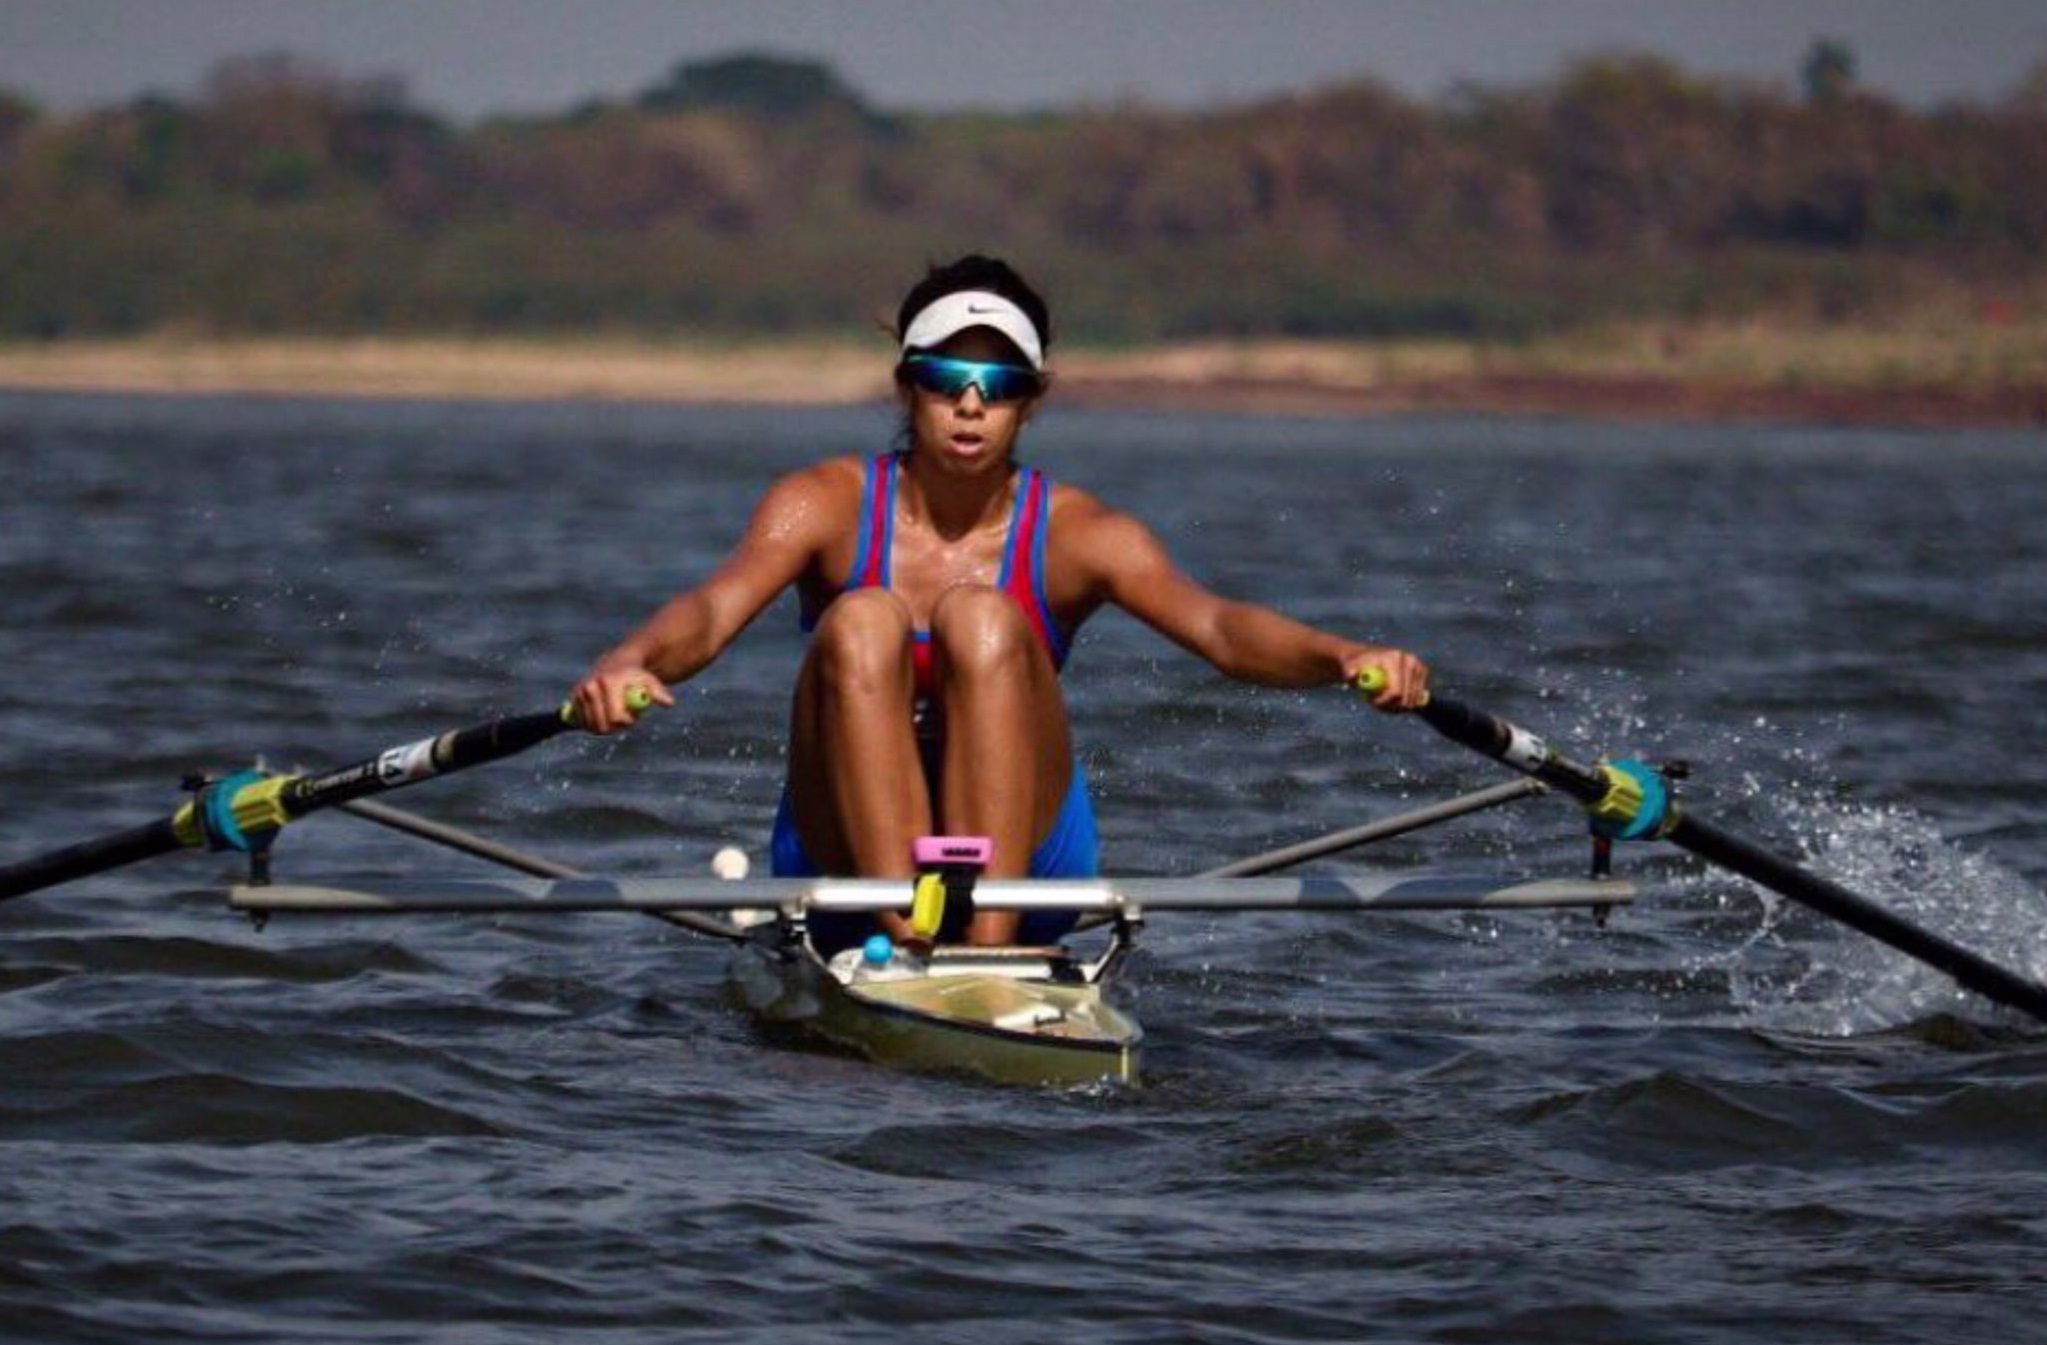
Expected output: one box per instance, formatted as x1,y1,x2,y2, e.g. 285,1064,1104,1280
570,254,1429,951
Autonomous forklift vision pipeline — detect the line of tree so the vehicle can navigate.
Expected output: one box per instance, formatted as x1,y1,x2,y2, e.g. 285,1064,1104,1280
1,47,2043,343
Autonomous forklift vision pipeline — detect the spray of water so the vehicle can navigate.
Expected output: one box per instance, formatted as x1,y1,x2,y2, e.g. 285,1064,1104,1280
1709,794,2047,1035
1462,685,2047,1037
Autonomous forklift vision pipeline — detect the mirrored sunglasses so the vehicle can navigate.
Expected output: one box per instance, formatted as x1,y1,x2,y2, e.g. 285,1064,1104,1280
901,354,1043,403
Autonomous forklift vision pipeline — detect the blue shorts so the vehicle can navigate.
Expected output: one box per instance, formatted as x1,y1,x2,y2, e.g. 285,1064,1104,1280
770,766,1098,955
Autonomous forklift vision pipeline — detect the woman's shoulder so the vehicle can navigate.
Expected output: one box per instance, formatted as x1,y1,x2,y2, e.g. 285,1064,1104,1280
1044,478,1130,531
1043,479,1164,566
766,454,872,502
791,452,879,484
745,455,873,538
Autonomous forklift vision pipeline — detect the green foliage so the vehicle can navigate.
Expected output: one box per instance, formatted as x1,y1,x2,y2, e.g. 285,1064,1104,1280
2,50,2041,341
1802,38,1858,104
0,86,39,157
637,52,871,122
2008,55,2047,112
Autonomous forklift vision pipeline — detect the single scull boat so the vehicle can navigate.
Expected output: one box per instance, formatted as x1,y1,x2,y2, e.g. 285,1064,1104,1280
8,674,2046,1087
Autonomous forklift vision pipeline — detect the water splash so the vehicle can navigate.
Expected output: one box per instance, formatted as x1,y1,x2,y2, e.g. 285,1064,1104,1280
1716,796,2047,1036
1487,692,2047,1036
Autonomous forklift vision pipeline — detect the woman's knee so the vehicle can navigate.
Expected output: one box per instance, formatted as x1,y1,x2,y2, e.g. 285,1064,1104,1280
812,588,916,690
929,585,1035,676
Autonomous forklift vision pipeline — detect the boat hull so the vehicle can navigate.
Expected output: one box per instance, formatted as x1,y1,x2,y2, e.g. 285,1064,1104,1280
728,940,1140,1086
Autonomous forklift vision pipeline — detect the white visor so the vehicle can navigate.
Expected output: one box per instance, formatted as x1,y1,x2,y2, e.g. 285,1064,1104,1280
900,290,1044,370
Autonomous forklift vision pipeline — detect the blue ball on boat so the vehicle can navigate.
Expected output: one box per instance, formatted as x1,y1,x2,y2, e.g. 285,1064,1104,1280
862,933,895,965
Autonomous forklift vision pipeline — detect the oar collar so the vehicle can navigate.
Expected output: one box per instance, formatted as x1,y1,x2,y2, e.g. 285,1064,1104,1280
176,770,295,853
1587,759,1674,842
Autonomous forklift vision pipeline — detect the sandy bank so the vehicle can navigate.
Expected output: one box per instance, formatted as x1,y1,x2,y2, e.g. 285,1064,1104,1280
0,329,2041,428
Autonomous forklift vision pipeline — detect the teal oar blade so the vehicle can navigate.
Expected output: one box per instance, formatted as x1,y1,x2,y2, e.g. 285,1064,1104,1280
1358,671,2047,1024
0,691,649,904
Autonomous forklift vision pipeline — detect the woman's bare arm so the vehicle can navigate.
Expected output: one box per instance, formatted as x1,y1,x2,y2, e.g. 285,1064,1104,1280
1064,497,1429,708
571,465,847,731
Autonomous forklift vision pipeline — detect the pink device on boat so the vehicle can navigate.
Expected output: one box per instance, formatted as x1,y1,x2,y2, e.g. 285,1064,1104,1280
913,836,993,868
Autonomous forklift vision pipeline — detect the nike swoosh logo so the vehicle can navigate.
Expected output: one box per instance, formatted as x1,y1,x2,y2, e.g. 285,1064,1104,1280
966,303,1003,314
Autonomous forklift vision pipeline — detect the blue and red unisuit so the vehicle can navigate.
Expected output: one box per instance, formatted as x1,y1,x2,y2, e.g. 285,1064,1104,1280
775,453,1098,950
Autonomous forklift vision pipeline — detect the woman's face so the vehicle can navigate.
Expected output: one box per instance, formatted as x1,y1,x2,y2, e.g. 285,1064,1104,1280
900,327,1039,476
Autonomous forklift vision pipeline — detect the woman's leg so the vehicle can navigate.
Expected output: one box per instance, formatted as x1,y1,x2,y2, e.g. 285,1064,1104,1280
927,584,1073,944
785,589,930,894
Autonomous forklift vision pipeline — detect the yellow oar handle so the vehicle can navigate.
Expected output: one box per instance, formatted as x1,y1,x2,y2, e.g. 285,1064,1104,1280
560,684,657,729
1353,666,1430,707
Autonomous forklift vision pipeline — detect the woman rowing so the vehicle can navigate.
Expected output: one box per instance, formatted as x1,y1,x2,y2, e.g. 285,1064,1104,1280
570,255,1429,951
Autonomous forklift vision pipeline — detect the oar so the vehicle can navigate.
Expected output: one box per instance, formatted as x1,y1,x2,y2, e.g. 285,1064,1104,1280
1355,669,2047,1022
0,690,651,904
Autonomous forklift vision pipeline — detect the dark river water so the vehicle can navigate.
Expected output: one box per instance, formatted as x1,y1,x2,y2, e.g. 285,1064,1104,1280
4,391,2046,1343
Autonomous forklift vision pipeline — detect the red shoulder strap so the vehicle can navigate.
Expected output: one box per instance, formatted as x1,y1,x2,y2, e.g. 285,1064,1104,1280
1002,469,1067,666
854,453,895,589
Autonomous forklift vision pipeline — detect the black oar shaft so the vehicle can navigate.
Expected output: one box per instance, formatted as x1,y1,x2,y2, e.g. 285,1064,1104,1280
0,818,185,901
284,710,572,817
1415,696,1610,802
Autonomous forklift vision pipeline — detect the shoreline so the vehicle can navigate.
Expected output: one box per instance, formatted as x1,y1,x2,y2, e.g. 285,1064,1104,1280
0,332,2041,428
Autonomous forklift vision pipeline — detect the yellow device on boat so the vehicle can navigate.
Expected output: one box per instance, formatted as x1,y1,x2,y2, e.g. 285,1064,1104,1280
911,873,948,938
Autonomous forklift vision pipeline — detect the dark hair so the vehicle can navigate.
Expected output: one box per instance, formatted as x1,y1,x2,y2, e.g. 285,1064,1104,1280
894,254,1054,359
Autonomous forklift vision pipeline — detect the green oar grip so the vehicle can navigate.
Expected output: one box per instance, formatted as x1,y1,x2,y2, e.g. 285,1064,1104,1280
560,684,657,729
1353,666,1431,708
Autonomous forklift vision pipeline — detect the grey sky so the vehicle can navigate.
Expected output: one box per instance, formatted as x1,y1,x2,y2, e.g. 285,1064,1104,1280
2,0,2043,119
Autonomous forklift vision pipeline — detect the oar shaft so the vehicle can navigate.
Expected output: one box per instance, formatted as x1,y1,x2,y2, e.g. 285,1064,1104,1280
282,710,573,818
1667,812,2047,1020
0,818,185,901
1412,696,1611,803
